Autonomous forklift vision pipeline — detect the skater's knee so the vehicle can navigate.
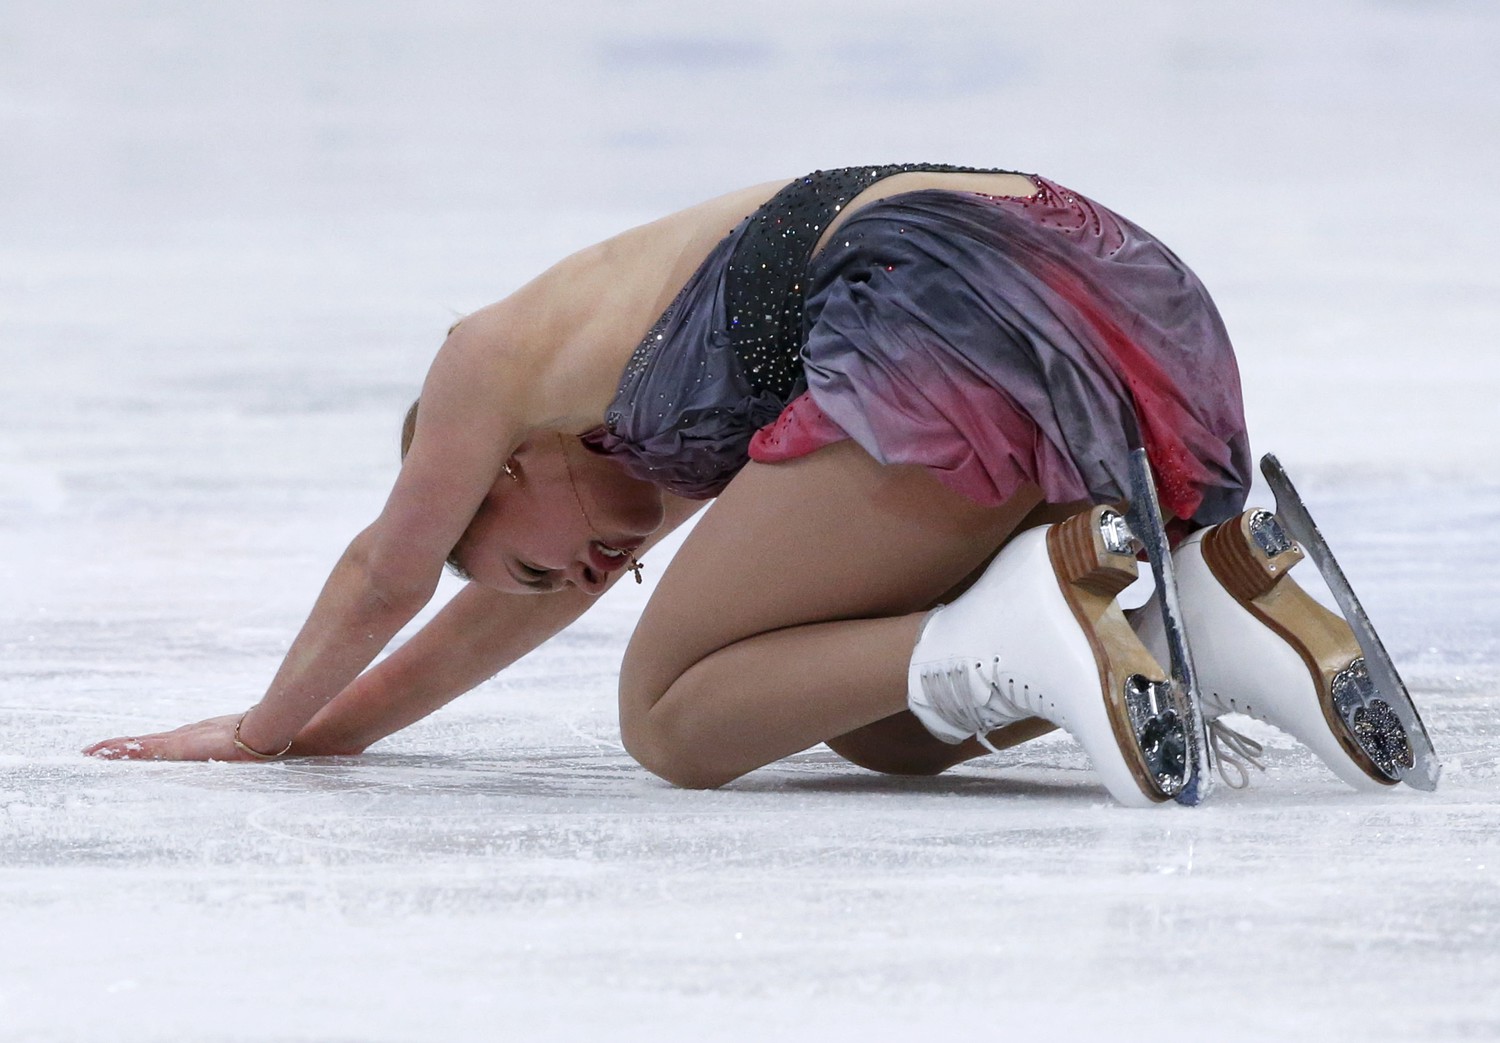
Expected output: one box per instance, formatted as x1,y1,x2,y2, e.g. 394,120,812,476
621,713,736,790
618,661,738,791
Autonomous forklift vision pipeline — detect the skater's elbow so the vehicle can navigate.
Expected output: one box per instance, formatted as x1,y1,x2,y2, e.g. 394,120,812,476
351,528,439,614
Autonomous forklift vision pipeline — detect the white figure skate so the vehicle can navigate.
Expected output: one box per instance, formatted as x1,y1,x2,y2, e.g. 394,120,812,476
907,505,1192,807
1137,506,1430,791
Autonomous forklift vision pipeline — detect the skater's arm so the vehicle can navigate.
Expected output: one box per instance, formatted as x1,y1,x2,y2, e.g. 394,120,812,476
83,523,454,762
292,493,707,754
228,318,532,753
83,312,558,762
289,581,599,755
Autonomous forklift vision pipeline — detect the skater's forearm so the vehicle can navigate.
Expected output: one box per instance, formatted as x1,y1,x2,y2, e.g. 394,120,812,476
289,580,601,754
235,526,438,754
292,493,704,755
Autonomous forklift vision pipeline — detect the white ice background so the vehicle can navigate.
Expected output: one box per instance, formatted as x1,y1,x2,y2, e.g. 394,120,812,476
2,1,1499,1040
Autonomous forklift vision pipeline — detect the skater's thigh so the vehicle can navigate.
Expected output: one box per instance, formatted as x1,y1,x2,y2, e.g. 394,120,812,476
619,441,1041,715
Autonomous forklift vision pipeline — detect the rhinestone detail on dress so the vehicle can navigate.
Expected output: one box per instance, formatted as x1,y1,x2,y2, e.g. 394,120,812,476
722,164,1014,398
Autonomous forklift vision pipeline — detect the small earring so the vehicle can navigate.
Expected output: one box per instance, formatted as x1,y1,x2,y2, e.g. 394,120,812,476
502,458,521,483
626,554,644,584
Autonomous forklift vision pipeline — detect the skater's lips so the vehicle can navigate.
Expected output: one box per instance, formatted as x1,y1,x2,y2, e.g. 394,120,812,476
586,540,640,575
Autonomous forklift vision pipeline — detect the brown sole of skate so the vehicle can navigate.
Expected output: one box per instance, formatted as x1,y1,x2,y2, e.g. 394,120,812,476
1200,509,1409,785
1048,505,1185,802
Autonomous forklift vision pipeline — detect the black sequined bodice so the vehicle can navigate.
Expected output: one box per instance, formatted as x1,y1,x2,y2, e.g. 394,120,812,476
725,163,1009,397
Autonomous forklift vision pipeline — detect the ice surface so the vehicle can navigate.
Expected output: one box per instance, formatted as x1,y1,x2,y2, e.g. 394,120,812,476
3,1,1498,1040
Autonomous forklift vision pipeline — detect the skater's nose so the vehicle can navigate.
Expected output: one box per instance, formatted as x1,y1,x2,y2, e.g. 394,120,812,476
566,558,609,596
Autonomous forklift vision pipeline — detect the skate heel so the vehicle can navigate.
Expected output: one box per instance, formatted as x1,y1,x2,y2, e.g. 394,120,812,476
1047,507,1188,802
1201,509,1304,601
1200,510,1410,786
1049,505,1139,597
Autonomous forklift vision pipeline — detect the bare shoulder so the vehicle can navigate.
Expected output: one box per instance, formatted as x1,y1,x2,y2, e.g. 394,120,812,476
451,177,792,432
427,303,546,421
522,176,790,292
577,177,790,304
606,177,791,251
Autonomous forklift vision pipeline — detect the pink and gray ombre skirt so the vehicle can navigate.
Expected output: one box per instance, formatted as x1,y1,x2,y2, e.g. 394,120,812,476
748,179,1251,527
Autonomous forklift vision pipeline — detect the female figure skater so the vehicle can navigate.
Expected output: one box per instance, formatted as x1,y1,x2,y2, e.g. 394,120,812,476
86,165,1410,805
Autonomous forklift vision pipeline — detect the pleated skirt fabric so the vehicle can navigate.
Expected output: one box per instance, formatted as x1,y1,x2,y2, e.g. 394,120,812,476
748,178,1251,527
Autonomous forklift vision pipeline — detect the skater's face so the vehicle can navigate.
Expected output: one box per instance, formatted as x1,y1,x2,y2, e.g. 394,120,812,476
449,433,663,596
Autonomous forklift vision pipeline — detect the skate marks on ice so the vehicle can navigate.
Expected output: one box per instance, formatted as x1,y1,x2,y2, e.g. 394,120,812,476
6,656,1500,1043
8,718,1500,1043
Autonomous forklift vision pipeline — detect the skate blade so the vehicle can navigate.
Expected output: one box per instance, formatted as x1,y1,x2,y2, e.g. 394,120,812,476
1202,509,1409,785
1123,449,1214,805
1049,504,1189,803
1259,454,1439,791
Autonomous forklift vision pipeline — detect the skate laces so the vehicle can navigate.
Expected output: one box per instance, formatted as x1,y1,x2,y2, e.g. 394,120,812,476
1208,718,1266,789
918,659,1015,754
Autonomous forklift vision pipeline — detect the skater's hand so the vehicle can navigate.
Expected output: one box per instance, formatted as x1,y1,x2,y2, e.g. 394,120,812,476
84,715,261,762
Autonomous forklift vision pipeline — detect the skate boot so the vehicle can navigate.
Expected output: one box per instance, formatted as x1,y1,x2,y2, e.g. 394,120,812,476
1136,509,1413,791
907,505,1192,808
